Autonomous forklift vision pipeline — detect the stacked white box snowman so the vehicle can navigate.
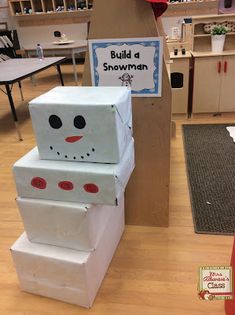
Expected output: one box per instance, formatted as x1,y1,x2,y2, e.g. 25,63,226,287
11,86,134,308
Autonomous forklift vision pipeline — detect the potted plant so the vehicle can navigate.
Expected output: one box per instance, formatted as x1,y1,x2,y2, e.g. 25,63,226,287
211,25,228,53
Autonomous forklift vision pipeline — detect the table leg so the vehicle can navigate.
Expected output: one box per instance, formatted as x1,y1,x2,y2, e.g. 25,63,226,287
72,50,78,85
56,65,64,86
18,81,24,101
5,84,23,141
28,52,36,85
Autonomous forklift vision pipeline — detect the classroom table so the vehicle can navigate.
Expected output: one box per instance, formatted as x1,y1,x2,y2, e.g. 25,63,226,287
23,40,88,84
0,56,66,141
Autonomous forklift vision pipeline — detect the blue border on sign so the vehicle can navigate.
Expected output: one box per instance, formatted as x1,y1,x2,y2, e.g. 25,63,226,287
90,40,161,96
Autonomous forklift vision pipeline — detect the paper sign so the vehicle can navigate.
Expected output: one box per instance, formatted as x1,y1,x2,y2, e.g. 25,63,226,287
89,37,163,97
198,266,233,300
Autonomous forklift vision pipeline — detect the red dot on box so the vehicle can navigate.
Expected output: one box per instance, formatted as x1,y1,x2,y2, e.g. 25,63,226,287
31,177,47,189
58,181,74,191
83,183,99,193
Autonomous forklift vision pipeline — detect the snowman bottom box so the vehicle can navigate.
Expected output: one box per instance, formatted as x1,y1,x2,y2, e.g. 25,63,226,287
11,202,124,308
17,196,124,251
13,138,134,205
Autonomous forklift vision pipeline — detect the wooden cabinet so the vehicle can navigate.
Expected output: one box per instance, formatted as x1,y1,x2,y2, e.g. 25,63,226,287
8,0,93,16
191,14,235,114
219,55,235,112
192,53,235,113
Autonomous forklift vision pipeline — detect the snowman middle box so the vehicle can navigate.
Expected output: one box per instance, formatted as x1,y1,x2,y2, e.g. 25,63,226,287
29,86,132,163
13,139,134,205
16,197,124,251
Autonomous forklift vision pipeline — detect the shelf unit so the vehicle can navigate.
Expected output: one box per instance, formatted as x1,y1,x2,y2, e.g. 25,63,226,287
8,0,93,16
192,14,235,52
163,0,218,17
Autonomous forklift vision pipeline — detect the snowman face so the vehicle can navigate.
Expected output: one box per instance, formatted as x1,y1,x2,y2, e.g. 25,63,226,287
30,105,119,163
47,114,93,160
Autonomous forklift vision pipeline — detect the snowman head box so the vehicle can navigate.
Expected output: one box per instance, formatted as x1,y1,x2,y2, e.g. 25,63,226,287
29,86,132,163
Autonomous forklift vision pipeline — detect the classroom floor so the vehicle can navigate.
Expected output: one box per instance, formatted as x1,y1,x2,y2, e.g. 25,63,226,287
0,64,234,315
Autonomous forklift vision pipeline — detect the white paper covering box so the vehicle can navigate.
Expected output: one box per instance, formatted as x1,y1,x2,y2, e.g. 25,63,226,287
29,86,132,163
17,197,123,251
13,139,134,205
11,203,124,308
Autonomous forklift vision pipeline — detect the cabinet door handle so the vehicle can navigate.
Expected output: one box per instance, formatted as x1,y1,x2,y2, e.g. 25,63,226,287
218,61,221,73
224,60,228,73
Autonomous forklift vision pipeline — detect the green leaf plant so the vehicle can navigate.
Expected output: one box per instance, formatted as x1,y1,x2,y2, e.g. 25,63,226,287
211,25,229,36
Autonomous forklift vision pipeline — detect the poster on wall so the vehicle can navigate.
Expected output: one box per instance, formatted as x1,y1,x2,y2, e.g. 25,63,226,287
88,37,163,97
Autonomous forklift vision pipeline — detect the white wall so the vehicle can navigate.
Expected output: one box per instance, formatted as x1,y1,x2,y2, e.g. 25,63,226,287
0,6,16,30
1,6,87,47
17,23,87,47
162,16,188,39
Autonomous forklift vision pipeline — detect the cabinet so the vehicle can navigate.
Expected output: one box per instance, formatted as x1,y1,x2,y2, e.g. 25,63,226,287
8,0,93,16
191,14,235,114
192,53,235,113
220,55,235,112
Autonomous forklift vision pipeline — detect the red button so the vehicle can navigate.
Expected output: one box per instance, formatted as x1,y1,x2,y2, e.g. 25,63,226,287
31,177,47,190
58,181,74,191
83,183,99,193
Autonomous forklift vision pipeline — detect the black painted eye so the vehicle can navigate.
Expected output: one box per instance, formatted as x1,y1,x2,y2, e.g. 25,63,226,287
49,115,62,129
74,115,86,129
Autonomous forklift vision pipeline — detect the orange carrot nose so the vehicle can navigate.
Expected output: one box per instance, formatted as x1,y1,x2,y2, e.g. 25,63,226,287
65,136,83,143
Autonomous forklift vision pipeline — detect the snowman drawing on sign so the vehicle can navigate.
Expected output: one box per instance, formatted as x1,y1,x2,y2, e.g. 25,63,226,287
119,73,133,88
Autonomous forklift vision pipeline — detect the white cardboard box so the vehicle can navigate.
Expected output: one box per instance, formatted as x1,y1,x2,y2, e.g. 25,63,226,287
13,139,134,205
29,86,132,163
17,197,123,251
11,203,124,308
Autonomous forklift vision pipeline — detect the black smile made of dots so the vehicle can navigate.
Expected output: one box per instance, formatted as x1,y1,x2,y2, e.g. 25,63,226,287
49,146,95,160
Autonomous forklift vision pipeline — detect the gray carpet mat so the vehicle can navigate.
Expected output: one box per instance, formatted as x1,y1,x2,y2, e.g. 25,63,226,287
182,124,235,235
